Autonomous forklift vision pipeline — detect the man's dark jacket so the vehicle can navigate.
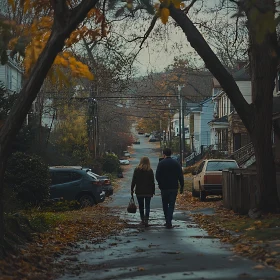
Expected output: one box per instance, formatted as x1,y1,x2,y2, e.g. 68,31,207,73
156,157,184,191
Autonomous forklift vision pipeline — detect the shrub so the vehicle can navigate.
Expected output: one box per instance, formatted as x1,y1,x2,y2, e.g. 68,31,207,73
5,152,51,207
102,153,120,173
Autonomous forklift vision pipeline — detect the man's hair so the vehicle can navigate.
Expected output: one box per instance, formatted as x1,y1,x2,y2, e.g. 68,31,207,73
163,148,171,157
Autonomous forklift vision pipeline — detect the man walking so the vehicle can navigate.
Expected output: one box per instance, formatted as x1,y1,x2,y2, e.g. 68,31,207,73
156,148,184,229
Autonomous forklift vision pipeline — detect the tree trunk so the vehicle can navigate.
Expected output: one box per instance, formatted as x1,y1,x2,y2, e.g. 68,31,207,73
0,0,99,257
246,0,280,211
169,2,280,212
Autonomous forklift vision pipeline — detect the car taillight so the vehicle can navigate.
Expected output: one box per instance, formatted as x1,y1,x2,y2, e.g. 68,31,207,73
103,179,111,185
204,175,208,184
93,180,102,186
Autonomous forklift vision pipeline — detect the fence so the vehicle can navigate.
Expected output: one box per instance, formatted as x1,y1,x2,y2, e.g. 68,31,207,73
222,169,280,214
222,168,257,215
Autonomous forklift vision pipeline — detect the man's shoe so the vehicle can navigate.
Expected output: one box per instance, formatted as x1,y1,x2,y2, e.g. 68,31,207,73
166,223,173,229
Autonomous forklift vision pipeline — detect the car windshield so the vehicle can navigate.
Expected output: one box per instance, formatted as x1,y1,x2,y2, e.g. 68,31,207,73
206,161,238,171
87,171,98,180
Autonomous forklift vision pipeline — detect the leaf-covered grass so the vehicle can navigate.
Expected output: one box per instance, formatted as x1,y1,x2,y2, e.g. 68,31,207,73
1,205,126,279
177,192,280,271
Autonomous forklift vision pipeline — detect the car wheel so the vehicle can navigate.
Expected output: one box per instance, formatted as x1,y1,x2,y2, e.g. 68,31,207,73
199,190,206,202
192,184,199,197
79,194,95,207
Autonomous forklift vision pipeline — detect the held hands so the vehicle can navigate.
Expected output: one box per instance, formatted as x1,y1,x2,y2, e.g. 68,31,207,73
180,189,184,195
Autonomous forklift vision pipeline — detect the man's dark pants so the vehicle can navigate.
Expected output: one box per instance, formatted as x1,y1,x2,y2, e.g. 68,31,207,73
160,189,178,226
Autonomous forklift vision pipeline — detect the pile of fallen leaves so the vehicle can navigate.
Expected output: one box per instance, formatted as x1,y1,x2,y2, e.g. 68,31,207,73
177,190,221,211
0,205,125,280
177,191,280,271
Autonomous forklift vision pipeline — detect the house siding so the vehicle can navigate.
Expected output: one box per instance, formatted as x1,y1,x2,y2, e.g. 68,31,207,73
0,65,6,85
0,62,22,92
193,112,201,153
236,81,252,104
201,100,214,148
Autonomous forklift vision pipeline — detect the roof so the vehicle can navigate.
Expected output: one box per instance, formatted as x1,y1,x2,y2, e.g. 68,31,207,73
208,115,228,124
212,67,250,90
232,67,251,81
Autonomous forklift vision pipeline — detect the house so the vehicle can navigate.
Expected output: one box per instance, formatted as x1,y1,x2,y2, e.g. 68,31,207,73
208,67,251,154
188,98,214,154
0,52,23,94
170,112,189,139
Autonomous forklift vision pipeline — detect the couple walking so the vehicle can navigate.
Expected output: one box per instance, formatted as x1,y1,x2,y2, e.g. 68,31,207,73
130,148,184,229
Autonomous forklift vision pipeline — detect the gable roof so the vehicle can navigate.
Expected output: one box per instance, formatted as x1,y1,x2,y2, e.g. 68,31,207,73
232,67,251,81
212,66,251,88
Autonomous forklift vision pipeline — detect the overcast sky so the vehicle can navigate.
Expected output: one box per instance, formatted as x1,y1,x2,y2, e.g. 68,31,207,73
131,0,233,76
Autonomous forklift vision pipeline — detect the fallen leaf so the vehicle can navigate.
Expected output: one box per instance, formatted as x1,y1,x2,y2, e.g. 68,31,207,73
137,267,145,271
253,264,265,269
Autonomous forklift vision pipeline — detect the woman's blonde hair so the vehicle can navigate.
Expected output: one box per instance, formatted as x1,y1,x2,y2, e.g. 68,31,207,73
137,156,151,171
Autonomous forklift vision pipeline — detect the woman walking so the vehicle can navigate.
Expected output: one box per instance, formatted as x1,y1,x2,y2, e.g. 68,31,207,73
131,156,155,227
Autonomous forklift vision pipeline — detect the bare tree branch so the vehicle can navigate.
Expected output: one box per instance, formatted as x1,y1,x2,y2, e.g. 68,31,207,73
183,0,198,14
140,14,159,49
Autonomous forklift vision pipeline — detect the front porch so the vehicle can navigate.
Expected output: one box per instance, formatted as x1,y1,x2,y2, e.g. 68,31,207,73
208,116,229,153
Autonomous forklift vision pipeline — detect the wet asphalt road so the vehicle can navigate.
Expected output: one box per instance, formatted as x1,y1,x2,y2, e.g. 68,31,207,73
57,134,280,280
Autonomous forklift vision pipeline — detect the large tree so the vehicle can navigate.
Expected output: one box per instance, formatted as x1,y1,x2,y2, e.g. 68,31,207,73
165,0,279,211
0,0,102,257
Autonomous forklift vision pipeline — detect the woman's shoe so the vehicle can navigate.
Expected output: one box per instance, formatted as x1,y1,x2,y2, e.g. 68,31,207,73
144,216,149,227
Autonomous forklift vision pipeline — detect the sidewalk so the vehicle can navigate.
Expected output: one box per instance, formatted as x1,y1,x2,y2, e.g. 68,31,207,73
56,206,280,280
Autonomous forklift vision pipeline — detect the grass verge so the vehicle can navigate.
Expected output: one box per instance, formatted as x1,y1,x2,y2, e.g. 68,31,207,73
177,190,280,271
0,205,125,279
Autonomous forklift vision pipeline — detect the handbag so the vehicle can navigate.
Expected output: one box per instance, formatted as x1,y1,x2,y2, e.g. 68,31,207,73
127,196,137,213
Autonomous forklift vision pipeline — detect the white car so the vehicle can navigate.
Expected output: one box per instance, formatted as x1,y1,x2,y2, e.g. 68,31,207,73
119,159,130,165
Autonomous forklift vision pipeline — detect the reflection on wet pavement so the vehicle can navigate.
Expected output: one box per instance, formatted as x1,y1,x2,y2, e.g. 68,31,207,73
56,136,280,280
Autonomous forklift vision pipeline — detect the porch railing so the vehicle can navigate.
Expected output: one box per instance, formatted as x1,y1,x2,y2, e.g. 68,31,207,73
230,142,254,166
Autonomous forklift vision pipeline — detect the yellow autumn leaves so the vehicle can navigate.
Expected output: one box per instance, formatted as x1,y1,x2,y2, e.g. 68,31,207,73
6,1,104,82
158,0,184,24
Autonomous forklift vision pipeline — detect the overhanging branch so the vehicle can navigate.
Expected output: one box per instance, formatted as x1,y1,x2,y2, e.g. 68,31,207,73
140,14,159,49
169,4,253,132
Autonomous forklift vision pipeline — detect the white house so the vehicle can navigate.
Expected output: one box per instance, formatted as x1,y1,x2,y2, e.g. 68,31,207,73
0,54,23,93
171,112,189,139
208,67,252,153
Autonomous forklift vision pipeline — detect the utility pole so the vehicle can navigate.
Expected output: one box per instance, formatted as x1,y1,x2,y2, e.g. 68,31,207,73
182,98,185,167
177,85,184,166
178,92,182,166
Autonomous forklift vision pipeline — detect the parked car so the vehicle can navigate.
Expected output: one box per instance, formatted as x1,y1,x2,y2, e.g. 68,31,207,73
119,159,130,165
123,151,131,157
144,133,150,137
133,139,140,144
82,168,113,197
192,159,239,201
49,166,105,207
148,135,157,142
